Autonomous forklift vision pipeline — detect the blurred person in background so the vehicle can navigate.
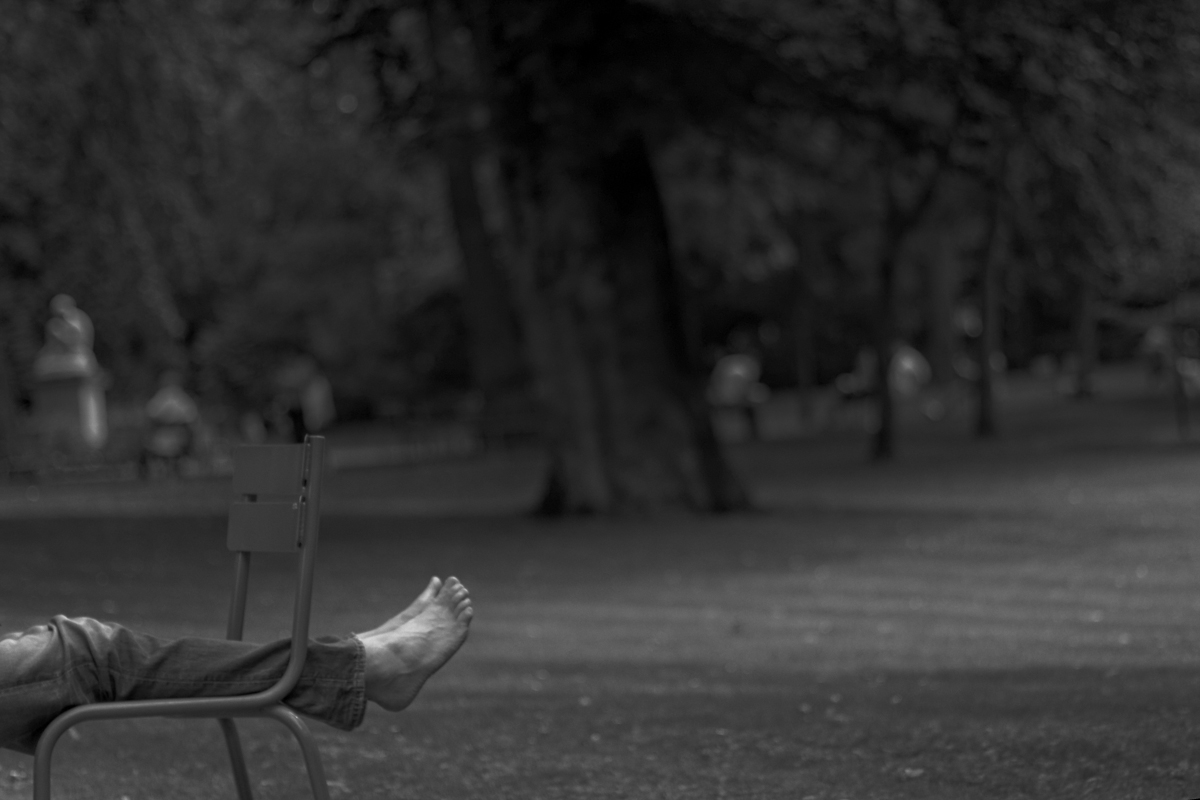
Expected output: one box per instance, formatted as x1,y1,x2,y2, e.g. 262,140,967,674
835,342,933,427
139,371,200,478
1139,324,1172,389
272,356,336,443
709,329,770,440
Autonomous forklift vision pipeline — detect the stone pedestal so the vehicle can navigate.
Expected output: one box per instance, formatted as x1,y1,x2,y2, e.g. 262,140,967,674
33,374,107,450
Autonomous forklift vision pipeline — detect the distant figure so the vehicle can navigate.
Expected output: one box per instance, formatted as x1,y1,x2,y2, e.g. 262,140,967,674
890,343,932,399
273,356,336,443
140,371,199,478
951,304,984,382
835,342,929,400
835,347,878,401
1178,355,1200,398
240,410,269,445
1140,325,1172,388
709,336,769,441
835,343,934,426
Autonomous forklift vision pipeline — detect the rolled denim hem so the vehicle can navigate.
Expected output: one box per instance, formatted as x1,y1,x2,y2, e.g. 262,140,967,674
289,634,367,731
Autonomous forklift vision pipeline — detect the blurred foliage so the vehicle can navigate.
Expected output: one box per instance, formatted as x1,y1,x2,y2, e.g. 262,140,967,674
2,0,1199,453
0,0,465,426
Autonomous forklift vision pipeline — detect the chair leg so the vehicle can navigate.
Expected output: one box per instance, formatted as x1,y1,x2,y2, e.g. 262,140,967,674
262,706,331,800
32,705,92,800
219,718,256,800
32,717,65,800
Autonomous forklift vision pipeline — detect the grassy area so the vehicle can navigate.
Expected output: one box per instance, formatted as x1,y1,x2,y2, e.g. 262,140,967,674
4,367,1200,798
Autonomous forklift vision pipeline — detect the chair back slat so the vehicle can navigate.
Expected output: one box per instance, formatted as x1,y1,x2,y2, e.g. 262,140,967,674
227,501,303,553
231,445,306,497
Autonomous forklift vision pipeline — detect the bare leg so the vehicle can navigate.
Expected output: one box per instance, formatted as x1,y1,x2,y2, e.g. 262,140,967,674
355,577,442,638
358,577,473,712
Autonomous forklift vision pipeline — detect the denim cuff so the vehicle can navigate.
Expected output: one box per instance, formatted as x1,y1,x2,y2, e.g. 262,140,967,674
290,635,367,731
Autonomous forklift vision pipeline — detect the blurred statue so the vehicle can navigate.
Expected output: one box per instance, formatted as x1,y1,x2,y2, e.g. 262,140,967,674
32,295,107,450
33,295,98,381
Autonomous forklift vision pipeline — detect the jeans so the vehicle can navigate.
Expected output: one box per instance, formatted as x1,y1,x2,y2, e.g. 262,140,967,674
0,616,366,755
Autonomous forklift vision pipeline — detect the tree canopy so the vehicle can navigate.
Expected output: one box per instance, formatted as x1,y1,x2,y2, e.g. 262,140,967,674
3,0,1199,504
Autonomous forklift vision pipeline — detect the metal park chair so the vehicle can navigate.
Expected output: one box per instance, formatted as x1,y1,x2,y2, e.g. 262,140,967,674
34,435,332,800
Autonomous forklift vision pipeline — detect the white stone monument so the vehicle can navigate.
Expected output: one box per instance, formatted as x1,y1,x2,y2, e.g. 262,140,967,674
32,294,107,450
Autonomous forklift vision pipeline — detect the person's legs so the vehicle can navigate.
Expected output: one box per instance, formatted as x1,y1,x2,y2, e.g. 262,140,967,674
0,617,362,755
0,575,470,756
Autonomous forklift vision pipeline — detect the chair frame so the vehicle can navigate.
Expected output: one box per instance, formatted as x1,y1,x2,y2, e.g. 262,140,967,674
33,435,331,800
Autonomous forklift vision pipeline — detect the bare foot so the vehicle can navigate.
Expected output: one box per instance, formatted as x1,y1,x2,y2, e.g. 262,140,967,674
359,577,473,712
356,577,442,639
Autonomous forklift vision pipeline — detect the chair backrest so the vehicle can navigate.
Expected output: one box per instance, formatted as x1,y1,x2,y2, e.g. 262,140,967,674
224,436,326,693
228,444,311,553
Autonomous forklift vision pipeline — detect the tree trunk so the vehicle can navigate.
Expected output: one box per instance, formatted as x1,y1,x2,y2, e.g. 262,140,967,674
426,0,529,439
791,266,818,429
872,173,904,462
1074,272,1097,399
505,135,748,513
1005,250,1031,369
0,345,14,475
976,193,1006,438
925,240,956,385
438,133,529,427
871,157,942,460
1168,297,1190,441
872,247,897,460
469,1,747,511
778,214,821,430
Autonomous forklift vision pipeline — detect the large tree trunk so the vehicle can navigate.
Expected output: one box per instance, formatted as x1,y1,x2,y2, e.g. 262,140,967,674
505,135,748,513
426,0,528,437
469,0,748,512
438,134,529,429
